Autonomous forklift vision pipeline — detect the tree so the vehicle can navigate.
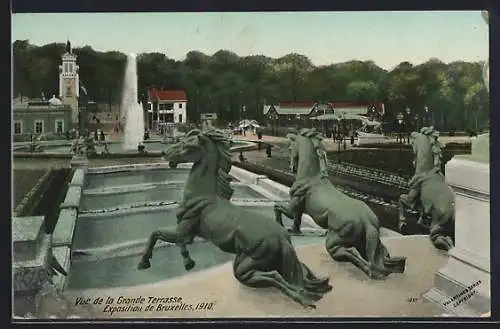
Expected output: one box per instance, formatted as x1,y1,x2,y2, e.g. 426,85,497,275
345,81,378,101
387,63,426,113
464,82,489,130
12,40,487,132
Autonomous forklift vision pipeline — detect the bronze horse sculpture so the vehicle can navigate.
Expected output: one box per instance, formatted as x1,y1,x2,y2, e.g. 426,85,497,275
137,129,332,308
398,126,455,251
274,128,407,280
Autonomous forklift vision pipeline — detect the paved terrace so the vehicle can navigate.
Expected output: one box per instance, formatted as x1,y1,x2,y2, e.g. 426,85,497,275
65,235,447,318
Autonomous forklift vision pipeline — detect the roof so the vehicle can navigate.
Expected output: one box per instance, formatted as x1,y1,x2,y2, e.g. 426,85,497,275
13,103,71,112
327,101,385,115
310,113,371,121
148,88,188,102
263,101,316,116
309,113,339,121
327,101,378,107
334,106,370,115
49,95,63,106
263,100,384,116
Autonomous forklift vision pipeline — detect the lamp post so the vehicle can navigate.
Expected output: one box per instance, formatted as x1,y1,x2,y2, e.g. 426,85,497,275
368,104,376,121
268,112,278,136
424,106,430,127
195,89,200,125
405,107,411,144
241,105,247,135
239,90,243,124
337,112,346,152
396,112,404,143
414,114,420,132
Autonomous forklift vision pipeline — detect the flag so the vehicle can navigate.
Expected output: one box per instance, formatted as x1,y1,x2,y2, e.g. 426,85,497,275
380,103,385,116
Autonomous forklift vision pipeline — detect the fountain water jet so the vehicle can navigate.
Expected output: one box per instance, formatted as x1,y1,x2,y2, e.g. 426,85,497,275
121,54,145,150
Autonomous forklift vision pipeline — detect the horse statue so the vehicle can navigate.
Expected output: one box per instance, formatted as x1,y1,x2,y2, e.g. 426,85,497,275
273,128,406,280
398,126,455,251
137,128,332,308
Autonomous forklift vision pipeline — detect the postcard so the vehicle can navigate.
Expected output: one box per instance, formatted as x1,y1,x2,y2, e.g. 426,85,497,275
12,10,491,320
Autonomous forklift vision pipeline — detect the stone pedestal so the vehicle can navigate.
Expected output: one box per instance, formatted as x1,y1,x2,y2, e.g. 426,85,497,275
13,216,52,317
424,135,490,316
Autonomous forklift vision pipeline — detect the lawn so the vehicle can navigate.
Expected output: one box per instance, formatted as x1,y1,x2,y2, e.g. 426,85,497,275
13,169,47,209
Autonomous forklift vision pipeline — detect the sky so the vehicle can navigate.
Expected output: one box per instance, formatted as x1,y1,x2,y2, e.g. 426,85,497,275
12,11,489,70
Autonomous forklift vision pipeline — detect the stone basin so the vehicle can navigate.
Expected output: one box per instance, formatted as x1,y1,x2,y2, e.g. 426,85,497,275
16,157,434,319
52,163,330,296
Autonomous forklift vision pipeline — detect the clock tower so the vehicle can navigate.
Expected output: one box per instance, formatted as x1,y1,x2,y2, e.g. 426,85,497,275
59,40,80,126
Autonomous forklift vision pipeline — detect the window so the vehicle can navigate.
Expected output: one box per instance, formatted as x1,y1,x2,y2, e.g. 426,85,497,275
55,120,64,134
64,63,68,73
69,63,73,72
178,114,183,123
179,103,183,109
14,121,22,135
34,120,44,134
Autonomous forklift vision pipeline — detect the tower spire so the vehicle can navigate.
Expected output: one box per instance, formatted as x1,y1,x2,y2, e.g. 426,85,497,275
66,38,72,54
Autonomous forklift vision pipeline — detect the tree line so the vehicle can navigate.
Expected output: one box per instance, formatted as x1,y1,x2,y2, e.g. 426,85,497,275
13,40,489,131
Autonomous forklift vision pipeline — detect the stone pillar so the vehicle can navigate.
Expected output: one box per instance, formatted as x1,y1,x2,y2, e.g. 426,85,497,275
13,216,53,317
424,11,490,317
423,135,490,316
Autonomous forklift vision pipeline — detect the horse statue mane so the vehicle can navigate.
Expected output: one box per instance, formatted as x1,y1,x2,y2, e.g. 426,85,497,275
191,128,234,200
289,128,329,178
413,126,443,170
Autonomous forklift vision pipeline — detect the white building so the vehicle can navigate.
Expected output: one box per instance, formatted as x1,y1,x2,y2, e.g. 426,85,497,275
147,88,188,129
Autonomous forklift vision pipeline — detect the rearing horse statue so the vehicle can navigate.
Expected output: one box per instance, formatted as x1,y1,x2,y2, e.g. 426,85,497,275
137,128,332,308
274,128,407,280
398,126,455,251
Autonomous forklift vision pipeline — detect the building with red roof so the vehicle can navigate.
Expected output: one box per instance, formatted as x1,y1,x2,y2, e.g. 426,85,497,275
262,100,384,128
146,88,188,128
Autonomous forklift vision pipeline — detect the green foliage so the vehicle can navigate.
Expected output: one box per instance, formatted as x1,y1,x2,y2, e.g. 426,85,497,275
12,40,489,131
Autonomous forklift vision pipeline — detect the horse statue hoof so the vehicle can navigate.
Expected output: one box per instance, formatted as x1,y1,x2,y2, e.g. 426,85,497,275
184,259,196,271
369,269,389,280
287,228,302,235
385,257,406,273
433,236,454,251
137,259,151,270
